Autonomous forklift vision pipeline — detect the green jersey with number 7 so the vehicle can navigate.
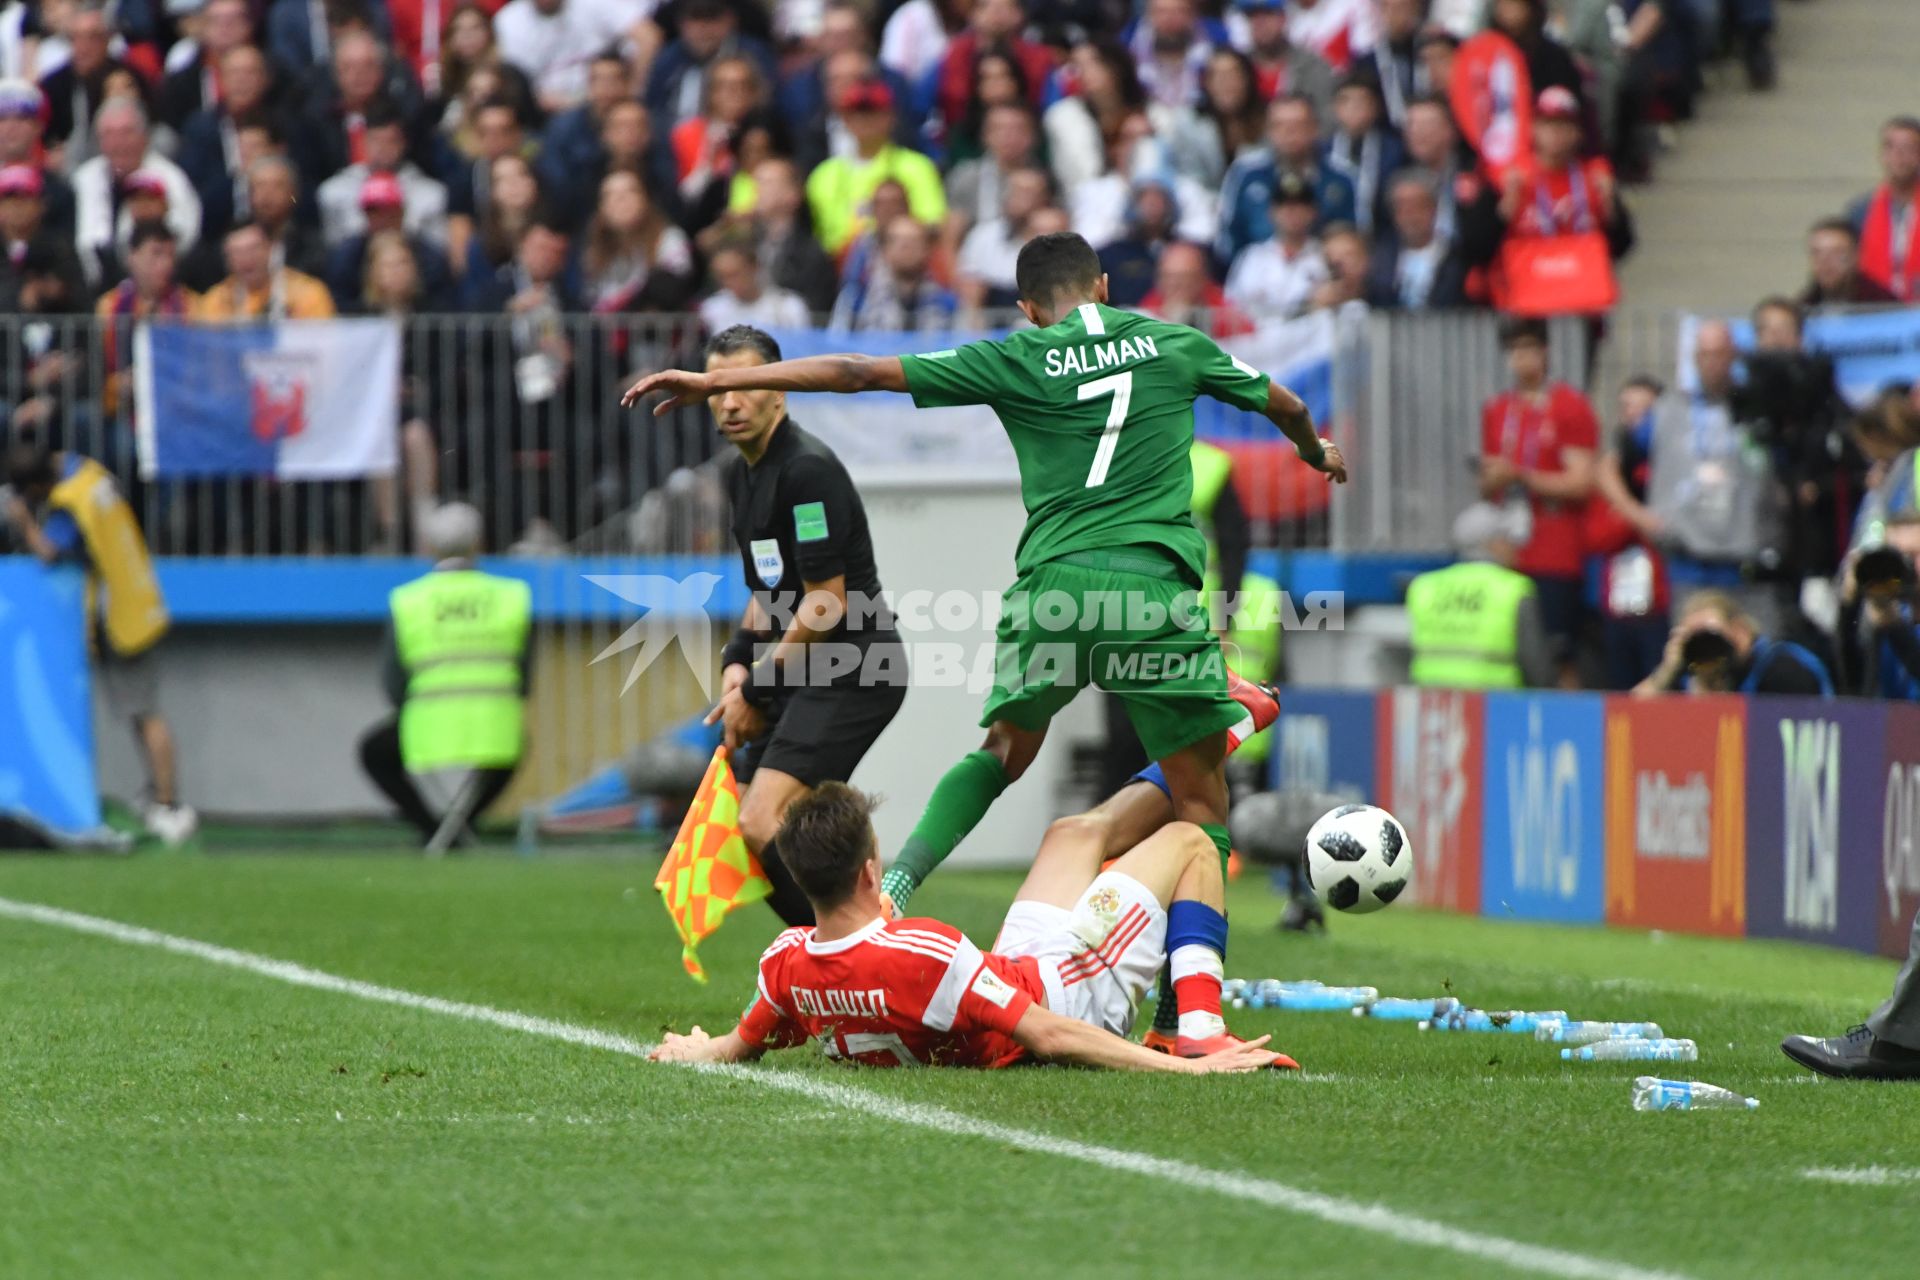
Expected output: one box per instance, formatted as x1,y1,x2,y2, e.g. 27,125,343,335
897,302,1270,586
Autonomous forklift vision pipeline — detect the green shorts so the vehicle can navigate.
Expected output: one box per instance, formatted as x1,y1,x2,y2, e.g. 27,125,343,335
981,549,1243,762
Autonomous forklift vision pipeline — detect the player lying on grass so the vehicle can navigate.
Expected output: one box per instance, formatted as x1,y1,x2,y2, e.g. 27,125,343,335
626,229,1346,1050
647,781,1293,1072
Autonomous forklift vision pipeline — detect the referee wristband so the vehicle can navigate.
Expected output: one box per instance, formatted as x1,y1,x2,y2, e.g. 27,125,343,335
740,658,782,709
721,629,758,672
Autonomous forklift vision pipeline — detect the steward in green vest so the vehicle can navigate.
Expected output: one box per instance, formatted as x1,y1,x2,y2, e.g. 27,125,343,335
1406,503,1554,690
357,504,533,847
1193,441,1281,764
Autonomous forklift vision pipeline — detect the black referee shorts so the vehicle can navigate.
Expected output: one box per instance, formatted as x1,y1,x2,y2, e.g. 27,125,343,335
736,678,907,789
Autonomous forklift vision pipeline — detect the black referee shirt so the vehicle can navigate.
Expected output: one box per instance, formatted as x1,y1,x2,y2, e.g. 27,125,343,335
727,418,897,683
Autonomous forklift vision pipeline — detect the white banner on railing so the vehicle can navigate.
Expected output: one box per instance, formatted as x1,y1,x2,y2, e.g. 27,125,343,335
134,318,401,480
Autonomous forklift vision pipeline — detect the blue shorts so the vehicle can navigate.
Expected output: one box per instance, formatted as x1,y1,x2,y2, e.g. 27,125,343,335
1129,762,1170,799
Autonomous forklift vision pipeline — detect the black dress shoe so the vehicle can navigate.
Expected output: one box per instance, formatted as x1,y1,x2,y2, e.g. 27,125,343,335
1781,1024,1920,1080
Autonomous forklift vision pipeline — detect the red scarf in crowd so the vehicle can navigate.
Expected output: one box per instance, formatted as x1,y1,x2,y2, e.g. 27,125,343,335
1859,185,1920,301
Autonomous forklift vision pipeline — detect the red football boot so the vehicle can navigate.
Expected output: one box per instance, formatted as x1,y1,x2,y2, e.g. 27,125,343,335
1224,673,1282,752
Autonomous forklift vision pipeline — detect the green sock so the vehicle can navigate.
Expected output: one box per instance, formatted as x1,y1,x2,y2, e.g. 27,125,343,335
882,751,1009,910
1155,824,1233,1037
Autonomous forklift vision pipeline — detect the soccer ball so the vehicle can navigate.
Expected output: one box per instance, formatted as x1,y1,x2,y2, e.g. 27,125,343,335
1304,804,1411,914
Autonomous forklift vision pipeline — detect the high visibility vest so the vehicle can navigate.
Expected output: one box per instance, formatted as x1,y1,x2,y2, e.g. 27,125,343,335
48,456,168,658
1405,561,1533,690
390,570,533,771
1190,440,1233,527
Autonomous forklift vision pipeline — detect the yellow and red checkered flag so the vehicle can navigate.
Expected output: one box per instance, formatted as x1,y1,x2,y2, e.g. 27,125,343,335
654,747,771,982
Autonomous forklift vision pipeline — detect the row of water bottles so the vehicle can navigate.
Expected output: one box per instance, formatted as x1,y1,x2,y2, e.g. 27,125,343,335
1224,979,1380,1011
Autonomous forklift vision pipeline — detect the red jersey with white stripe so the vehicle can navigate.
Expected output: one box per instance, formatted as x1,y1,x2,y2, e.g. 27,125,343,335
737,917,1047,1068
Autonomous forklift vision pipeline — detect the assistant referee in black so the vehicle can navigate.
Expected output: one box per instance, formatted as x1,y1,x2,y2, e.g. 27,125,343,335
700,325,907,926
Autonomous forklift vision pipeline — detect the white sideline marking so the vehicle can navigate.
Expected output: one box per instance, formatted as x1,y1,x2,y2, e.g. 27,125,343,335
1,895,1688,1280
1801,1166,1920,1187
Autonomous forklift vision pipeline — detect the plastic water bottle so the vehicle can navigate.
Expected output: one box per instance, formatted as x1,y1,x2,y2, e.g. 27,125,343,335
1246,979,1324,1009
1533,1019,1666,1044
1270,985,1379,1011
1357,997,1461,1021
1424,1009,1566,1033
1562,1038,1698,1063
1632,1076,1759,1111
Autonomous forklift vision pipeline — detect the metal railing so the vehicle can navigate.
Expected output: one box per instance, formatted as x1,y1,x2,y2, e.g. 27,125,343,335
0,308,1694,561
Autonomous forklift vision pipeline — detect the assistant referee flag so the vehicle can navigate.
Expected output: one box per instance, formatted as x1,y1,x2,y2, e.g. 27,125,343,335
656,748,772,982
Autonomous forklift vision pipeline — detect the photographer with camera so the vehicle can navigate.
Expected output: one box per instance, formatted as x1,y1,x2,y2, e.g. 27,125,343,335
1741,298,1857,588
1838,515,1920,700
1631,589,1832,698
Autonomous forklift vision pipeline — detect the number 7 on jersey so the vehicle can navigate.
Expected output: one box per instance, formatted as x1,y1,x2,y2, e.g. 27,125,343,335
1077,371,1133,488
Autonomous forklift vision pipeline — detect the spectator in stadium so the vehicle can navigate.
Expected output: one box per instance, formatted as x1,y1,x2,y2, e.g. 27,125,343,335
195,217,336,318
1631,589,1829,697
942,101,1038,257
932,0,1053,134
541,96,669,237
1043,38,1146,194
317,100,448,249
643,0,775,133
827,213,954,332
1215,93,1357,267
536,52,634,218
1142,239,1253,338
0,243,84,446
458,150,545,295
1278,0,1374,73
776,2,903,142
36,2,127,160
158,0,266,129
5,438,197,846
1415,22,1458,94
389,0,516,96
0,163,84,307
358,501,531,850
265,0,392,76
1591,374,1672,690
1124,0,1221,111
1364,168,1466,310
706,154,837,315
669,54,775,233
176,45,287,239
1236,0,1333,118
1224,170,1327,318
441,94,530,264
954,164,1052,312
494,0,636,116
1747,296,1853,587
1724,0,1777,92
1478,318,1598,686
880,0,965,89
95,219,192,428
698,237,810,331
218,153,328,286
1406,501,1556,689
1644,320,1789,632
1161,47,1264,192
0,80,72,226
943,41,1032,168
1308,220,1370,310
1400,93,1486,254
1846,117,1920,305
1325,73,1404,237
1484,0,1584,117
790,45,919,175
1365,0,1429,130
72,97,201,287
326,172,454,309
427,2,536,126
578,166,692,313
297,29,421,193
1800,217,1897,308
1096,171,1180,306
85,167,180,289
1489,86,1632,316
805,75,944,257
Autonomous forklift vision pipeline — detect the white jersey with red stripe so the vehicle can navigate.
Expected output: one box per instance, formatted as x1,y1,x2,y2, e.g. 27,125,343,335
1283,0,1376,71
737,917,1048,1068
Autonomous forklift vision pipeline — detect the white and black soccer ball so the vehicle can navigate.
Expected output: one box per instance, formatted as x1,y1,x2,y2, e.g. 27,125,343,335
1304,804,1411,914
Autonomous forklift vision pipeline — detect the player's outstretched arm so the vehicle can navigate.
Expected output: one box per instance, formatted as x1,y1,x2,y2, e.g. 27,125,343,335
647,1025,764,1064
1008,1002,1279,1073
622,355,909,415
1263,381,1347,484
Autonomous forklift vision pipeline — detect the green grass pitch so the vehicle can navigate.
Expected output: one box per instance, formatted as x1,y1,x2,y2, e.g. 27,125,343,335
2,847,1917,1279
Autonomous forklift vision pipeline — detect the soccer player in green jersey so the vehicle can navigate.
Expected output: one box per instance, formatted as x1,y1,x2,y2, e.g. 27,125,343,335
625,232,1346,1054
